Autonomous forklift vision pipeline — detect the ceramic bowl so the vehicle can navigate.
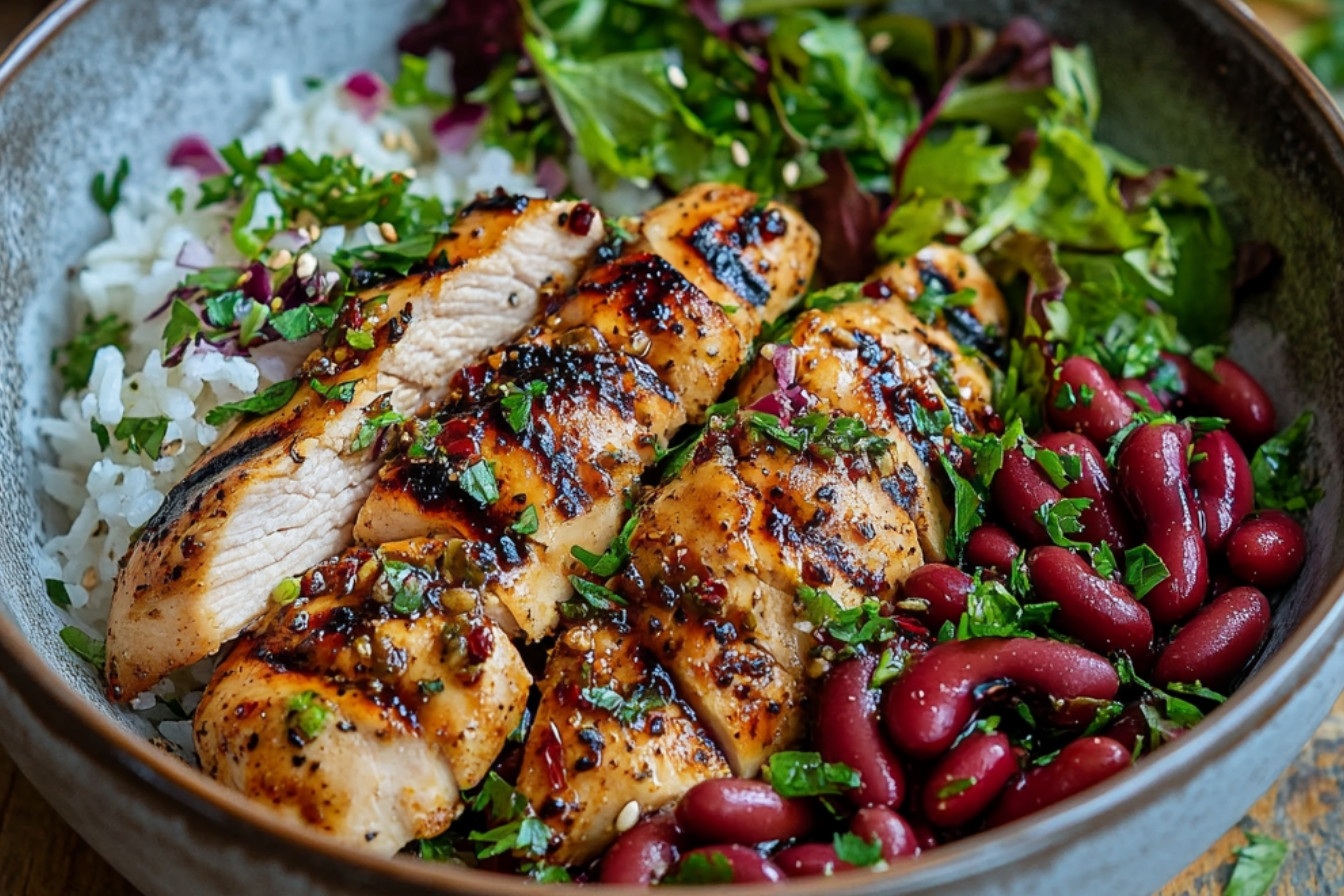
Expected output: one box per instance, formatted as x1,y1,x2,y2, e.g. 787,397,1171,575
2,1,1342,894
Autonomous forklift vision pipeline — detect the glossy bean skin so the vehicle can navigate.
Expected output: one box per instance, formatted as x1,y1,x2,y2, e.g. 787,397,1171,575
1026,546,1154,662
1038,431,1136,550
921,731,1018,829
1046,356,1135,444
775,843,852,877
601,813,682,884
991,448,1064,545
1153,586,1272,690
1190,430,1254,553
850,807,920,860
964,525,1021,576
815,656,906,808
902,564,974,632
1118,377,1164,413
1116,423,1208,625
985,736,1132,828
1171,355,1276,448
1225,511,1307,589
676,779,814,845
674,845,785,883
882,638,1120,759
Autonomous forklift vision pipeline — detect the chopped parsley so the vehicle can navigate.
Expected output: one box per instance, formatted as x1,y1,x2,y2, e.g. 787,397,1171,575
510,504,540,536
746,410,890,461
956,574,1058,641
309,378,357,404
660,851,735,885
59,626,106,667
763,751,861,797
469,817,551,859
570,514,637,577
500,380,548,433
580,683,668,724
381,558,428,615
1226,832,1288,896
1251,412,1322,512
206,378,301,427
348,399,406,453
1035,497,1093,550
90,156,130,215
1122,544,1170,600
935,777,977,800
52,313,130,392
458,459,500,506
563,576,628,618
832,831,883,867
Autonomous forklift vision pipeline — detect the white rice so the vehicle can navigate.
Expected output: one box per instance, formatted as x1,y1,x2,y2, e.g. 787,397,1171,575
35,62,588,740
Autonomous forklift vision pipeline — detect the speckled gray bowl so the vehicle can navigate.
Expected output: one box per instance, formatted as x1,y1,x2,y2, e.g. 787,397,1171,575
2,1,1342,894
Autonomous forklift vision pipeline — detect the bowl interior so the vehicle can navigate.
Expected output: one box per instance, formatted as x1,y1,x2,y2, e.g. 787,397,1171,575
2,0,1343,893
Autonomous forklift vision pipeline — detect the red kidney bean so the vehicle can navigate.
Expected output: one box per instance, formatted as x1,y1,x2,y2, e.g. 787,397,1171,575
775,843,852,877
882,638,1120,759
676,779,814,845
902,564,974,632
1118,377,1164,413
991,448,1064,545
1116,423,1208,625
906,817,940,852
1154,586,1272,690
815,656,906,808
1225,511,1307,589
1038,431,1136,550
1190,430,1254,553
673,845,785,883
921,731,1018,829
600,812,682,884
1102,699,1155,758
964,525,1021,576
1168,354,1276,448
1046,356,1135,444
850,807,920,860
1026,546,1154,662
985,736,1132,828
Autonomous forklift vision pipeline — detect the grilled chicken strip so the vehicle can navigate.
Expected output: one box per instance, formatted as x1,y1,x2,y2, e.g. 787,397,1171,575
357,184,819,640
194,538,530,855
512,255,1006,856
516,621,729,865
737,248,1003,558
105,195,603,700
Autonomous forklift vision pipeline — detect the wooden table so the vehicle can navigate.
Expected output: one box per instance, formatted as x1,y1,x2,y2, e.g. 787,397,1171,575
2,2,1339,893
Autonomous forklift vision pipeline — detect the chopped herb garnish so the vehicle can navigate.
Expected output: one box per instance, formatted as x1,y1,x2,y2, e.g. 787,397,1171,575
580,683,668,724
205,378,300,426
661,851,735,885
511,504,540,536
458,459,500,505
270,577,301,605
1122,544,1170,600
570,514,636,577
112,416,170,460
935,777,977,800
345,328,376,351
470,771,528,821
44,579,72,609
500,380,548,433
271,303,338,341
956,574,1057,640
832,831,883,867
565,576,628,613
469,816,552,859
52,313,130,392
763,751,861,798
348,399,406,453
869,646,909,688
91,157,130,214
1250,412,1322,512
59,626,106,667
940,454,984,560
1225,832,1288,896
309,378,357,404
1036,497,1093,550
419,678,445,696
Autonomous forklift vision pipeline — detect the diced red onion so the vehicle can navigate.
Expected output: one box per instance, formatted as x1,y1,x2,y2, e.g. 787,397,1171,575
173,239,214,271
432,103,487,155
167,134,226,178
240,261,272,304
342,71,388,121
536,157,568,196
771,344,797,390
748,384,812,425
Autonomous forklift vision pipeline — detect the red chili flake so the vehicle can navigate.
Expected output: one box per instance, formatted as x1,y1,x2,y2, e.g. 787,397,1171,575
466,624,494,664
567,201,596,235
540,722,568,791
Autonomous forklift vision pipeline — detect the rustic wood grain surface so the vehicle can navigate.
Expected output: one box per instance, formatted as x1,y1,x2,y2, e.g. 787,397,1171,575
1,1,1338,894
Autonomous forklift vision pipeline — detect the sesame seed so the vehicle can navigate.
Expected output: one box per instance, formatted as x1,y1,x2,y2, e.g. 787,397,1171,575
782,160,801,187
379,222,400,243
735,99,750,122
667,64,688,90
267,248,294,270
615,800,641,833
868,32,893,54
731,140,750,167
295,253,317,279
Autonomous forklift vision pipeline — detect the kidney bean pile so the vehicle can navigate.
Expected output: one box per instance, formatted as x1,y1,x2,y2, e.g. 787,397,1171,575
599,350,1312,885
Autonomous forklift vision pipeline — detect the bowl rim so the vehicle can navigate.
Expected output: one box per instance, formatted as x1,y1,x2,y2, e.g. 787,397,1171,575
4,0,1344,893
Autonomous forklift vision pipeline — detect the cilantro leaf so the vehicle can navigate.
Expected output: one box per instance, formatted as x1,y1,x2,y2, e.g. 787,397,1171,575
205,378,300,426
1122,544,1170,600
1226,833,1288,896
763,751,861,797
940,454,983,560
91,157,130,215
1251,412,1322,512
469,816,551,859
1036,497,1093,550
59,627,106,667
832,831,883,867
52,314,130,392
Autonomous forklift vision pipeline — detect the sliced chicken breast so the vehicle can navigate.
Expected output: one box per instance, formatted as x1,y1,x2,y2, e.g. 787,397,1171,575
194,538,530,855
106,196,603,700
515,621,729,865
